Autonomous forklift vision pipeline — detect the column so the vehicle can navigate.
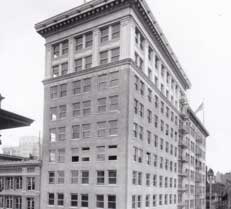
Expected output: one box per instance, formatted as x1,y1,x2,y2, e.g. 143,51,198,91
68,38,75,73
120,17,131,60
92,28,100,67
45,44,52,79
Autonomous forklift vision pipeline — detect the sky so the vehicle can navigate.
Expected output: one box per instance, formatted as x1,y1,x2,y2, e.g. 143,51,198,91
0,0,230,173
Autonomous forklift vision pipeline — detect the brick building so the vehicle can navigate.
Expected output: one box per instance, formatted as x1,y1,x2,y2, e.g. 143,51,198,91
35,0,209,208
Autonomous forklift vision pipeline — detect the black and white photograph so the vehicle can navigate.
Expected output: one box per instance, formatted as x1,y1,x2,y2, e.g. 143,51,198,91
0,0,230,208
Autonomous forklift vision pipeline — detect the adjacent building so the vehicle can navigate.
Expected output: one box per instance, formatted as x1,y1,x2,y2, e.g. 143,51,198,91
0,158,41,209
35,0,209,209
3,136,40,159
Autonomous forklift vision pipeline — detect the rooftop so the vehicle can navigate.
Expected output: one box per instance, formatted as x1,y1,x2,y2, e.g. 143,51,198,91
0,108,33,130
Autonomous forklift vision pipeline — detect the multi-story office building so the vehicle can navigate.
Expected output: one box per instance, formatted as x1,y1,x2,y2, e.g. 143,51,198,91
35,0,209,209
0,158,41,209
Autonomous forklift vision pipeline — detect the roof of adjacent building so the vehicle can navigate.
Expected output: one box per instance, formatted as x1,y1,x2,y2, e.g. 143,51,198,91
0,108,33,130
0,159,41,167
35,0,191,90
0,153,25,161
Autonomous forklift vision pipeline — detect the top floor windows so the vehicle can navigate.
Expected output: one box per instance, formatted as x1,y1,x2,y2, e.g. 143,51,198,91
100,22,120,43
52,40,69,58
135,27,145,50
75,31,93,51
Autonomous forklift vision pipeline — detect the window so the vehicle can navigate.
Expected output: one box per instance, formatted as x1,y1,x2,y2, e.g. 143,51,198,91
139,103,144,117
50,86,58,99
85,32,93,47
53,43,60,58
57,193,64,206
159,176,163,187
83,78,91,92
71,193,78,207
146,152,151,165
61,62,68,75
137,195,141,208
85,55,92,69
60,83,67,97
97,171,105,185
72,80,81,94
108,170,117,184
52,65,59,77
132,195,136,209
109,95,119,111
27,197,34,209
145,195,150,207
108,195,116,209
112,22,120,39
111,47,120,62
100,51,108,64
27,177,35,190
109,120,118,136
153,195,156,207
61,40,68,55
5,196,13,208
153,174,157,186
49,150,55,162
96,195,104,208
50,107,57,121
98,98,106,112
75,35,83,51
133,123,138,138
57,170,64,184
57,149,65,163
147,109,152,123
81,194,88,207
15,176,22,189
153,154,158,167
98,74,107,90
146,173,150,186
49,128,56,142
108,155,117,161
58,127,65,141
154,115,158,128
97,121,107,137
148,47,153,61
72,103,81,117
109,71,119,87
48,193,55,205
74,58,82,71
81,171,89,184
100,26,109,42
140,81,144,95
83,100,91,116
71,148,79,162
72,125,80,139
159,194,162,205
59,105,66,119
132,171,137,185
71,170,78,184
138,172,142,185
82,124,91,138
15,197,22,209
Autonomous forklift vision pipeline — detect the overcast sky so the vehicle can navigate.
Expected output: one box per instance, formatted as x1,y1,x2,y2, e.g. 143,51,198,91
0,0,230,173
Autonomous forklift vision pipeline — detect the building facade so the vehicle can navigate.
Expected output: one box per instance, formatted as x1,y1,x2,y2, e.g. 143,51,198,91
35,0,209,209
0,159,41,209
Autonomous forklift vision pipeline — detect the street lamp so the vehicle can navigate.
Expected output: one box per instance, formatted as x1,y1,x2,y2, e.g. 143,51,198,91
208,168,215,209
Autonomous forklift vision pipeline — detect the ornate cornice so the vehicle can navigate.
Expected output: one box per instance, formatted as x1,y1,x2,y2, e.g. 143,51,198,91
36,0,191,90
188,107,209,137
35,0,129,38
